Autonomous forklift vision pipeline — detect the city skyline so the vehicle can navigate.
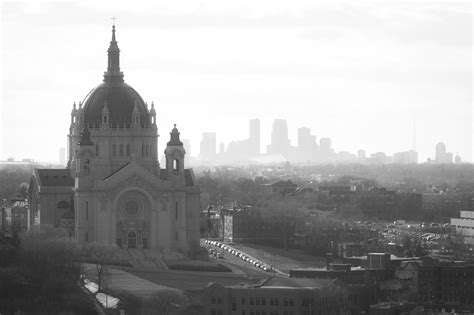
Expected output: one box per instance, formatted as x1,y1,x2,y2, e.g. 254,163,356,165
1,1,472,163
1,116,464,165
190,117,461,165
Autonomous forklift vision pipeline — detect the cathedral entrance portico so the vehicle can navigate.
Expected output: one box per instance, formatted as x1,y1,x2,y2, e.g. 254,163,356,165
118,222,150,248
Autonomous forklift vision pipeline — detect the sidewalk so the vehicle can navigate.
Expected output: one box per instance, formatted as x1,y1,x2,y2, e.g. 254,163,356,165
83,264,181,297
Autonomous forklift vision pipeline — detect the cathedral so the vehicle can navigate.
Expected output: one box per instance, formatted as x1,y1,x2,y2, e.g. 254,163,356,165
29,25,200,255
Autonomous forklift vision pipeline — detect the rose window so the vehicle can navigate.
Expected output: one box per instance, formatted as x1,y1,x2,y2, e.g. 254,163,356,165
121,198,142,218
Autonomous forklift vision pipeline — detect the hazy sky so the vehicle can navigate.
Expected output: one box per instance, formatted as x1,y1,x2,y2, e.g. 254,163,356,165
1,1,472,163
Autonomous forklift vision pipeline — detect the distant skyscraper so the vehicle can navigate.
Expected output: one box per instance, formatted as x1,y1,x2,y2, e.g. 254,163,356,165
199,132,217,161
267,119,290,155
435,142,453,164
248,119,260,155
219,142,225,155
59,147,66,165
318,138,335,163
319,138,332,153
297,127,311,151
435,142,446,162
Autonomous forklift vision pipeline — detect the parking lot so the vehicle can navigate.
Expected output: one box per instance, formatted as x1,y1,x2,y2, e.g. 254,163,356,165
202,239,328,274
203,239,276,273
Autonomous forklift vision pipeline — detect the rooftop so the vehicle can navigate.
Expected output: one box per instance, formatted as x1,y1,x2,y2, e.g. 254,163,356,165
36,169,74,187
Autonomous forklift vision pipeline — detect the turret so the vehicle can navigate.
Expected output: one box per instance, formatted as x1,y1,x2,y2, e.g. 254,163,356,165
149,101,156,126
71,101,77,124
73,126,95,185
131,100,141,128
164,124,185,176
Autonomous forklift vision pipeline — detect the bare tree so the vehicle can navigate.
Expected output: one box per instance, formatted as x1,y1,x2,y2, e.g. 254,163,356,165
81,242,118,293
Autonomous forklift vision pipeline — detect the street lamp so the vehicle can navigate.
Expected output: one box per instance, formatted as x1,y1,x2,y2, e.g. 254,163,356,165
272,252,276,277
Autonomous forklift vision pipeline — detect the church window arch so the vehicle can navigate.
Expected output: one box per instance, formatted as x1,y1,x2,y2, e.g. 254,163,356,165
112,144,117,156
119,144,123,156
95,144,99,156
145,144,149,157
126,144,130,156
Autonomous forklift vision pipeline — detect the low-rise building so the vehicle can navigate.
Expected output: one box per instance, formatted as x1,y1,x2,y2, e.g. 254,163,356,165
418,262,474,309
318,185,353,203
203,277,365,315
451,211,474,246
264,180,298,194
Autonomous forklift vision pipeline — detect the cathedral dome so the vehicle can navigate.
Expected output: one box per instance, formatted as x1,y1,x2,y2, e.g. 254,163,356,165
82,81,149,127
81,25,149,127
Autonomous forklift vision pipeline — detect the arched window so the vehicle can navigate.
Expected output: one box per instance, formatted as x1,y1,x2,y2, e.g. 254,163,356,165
173,159,179,171
103,115,107,124
112,144,117,156
126,144,130,156
95,144,99,156
145,144,149,157
119,144,123,156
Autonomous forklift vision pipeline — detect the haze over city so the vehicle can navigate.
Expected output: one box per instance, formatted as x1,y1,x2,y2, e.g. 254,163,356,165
1,1,472,163
3,1,474,314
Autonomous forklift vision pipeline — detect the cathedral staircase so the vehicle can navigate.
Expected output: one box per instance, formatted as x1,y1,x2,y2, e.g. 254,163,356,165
124,248,165,270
